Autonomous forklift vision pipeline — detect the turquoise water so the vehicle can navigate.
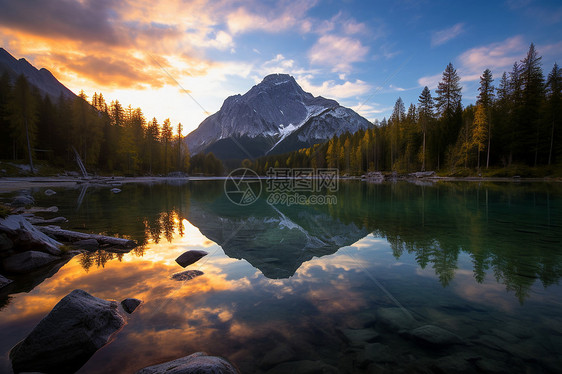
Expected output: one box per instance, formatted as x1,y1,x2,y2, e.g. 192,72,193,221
1,180,561,373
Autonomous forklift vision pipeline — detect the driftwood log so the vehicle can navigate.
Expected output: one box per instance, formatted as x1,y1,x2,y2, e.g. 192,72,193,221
37,225,137,249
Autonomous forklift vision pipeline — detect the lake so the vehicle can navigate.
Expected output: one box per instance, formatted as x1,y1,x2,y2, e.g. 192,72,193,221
1,180,561,373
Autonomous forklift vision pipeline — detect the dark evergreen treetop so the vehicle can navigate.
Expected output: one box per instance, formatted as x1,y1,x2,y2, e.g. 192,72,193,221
435,62,462,116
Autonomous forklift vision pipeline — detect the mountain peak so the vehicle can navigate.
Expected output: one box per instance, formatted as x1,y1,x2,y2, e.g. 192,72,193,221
261,73,295,83
185,73,371,159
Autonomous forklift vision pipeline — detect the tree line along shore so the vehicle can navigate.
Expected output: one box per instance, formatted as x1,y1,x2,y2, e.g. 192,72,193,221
1,43,560,178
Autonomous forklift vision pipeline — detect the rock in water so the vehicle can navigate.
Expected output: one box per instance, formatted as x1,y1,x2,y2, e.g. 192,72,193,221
376,307,417,331
0,274,13,289
10,289,125,374
121,298,142,314
2,251,61,274
175,250,208,267
135,352,239,374
11,195,34,207
171,270,204,281
44,189,57,196
110,188,121,193
409,325,464,346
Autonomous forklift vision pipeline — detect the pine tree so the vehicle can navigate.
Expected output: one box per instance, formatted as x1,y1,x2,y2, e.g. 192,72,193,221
473,105,487,169
435,63,463,169
418,86,434,171
176,122,183,171
436,63,462,116
0,72,12,159
8,75,38,173
161,118,173,174
520,43,545,166
545,63,561,165
477,69,494,168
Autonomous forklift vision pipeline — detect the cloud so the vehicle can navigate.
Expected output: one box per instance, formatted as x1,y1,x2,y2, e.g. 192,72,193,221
417,72,442,90
0,0,121,45
418,36,529,87
350,103,393,121
431,23,465,47
226,0,318,34
457,35,527,80
308,35,369,73
299,77,371,99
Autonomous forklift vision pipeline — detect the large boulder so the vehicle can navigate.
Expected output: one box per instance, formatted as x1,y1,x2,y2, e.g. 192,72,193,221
2,251,61,274
0,274,13,289
10,289,125,374
175,250,208,267
0,215,61,255
135,352,239,374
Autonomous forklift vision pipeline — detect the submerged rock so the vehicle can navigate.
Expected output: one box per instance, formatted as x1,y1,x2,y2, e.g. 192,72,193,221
175,250,208,267
409,325,464,346
376,307,417,331
10,289,125,374
121,298,142,314
259,343,296,369
265,360,338,374
171,270,204,281
2,251,61,274
135,352,239,374
357,343,394,367
340,328,379,347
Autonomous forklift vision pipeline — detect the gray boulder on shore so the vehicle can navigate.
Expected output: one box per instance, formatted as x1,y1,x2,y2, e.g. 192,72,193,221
0,215,62,255
2,251,61,274
175,250,208,267
10,289,125,374
135,352,240,374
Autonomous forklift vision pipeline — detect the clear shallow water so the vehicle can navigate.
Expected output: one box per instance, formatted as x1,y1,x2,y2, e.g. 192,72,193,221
1,180,561,373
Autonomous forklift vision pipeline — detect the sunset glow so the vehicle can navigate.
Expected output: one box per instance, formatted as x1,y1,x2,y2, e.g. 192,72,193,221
1,0,561,134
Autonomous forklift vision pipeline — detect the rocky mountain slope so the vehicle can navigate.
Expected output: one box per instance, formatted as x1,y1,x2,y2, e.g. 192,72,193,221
185,73,372,159
0,48,75,100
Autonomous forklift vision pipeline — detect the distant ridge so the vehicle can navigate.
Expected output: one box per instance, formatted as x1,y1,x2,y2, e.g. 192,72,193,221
0,47,75,100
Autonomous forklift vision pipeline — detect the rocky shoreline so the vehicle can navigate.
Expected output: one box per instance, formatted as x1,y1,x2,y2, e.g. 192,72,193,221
0,189,239,373
0,172,560,194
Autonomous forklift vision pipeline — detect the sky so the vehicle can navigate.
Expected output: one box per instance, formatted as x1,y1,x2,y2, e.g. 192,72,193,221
0,0,561,135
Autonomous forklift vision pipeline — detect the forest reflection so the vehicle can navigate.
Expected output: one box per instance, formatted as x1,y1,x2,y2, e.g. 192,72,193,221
68,181,562,302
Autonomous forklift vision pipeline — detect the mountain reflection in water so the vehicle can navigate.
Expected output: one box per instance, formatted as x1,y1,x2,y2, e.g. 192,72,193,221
64,180,561,302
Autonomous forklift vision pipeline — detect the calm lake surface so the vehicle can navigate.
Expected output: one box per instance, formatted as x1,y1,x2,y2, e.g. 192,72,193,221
1,180,562,373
